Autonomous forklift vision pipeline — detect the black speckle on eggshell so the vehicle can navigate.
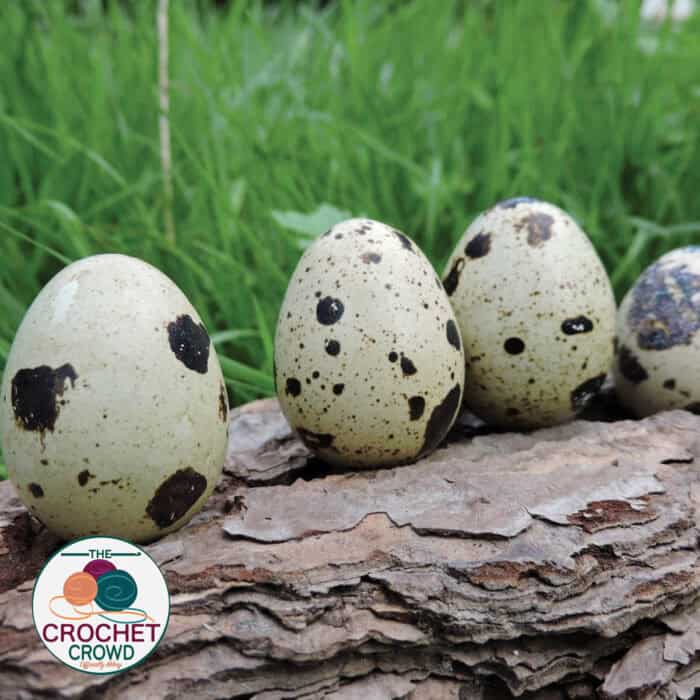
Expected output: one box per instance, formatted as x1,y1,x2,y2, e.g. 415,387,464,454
400,355,417,376
78,469,94,486
392,229,414,252
465,233,492,259
504,337,525,355
443,258,465,296
11,363,78,434
167,315,210,373
570,373,606,411
561,316,594,335
408,396,426,421
446,320,461,351
325,339,341,356
419,384,461,457
316,297,345,325
146,467,208,529
617,345,649,384
285,378,302,397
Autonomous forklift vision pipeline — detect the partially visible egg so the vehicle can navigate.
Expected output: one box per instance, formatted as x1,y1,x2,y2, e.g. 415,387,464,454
275,218,465,467
0,254,228,543
443,197,616,428
613,246,700,417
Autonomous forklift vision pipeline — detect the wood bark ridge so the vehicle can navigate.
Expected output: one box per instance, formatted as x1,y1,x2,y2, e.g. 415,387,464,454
1,398,699,699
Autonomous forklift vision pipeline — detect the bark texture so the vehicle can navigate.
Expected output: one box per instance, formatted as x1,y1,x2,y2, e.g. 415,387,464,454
1,398,699,699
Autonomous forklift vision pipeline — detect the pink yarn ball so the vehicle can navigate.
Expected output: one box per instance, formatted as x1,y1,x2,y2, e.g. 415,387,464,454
83,559,117,580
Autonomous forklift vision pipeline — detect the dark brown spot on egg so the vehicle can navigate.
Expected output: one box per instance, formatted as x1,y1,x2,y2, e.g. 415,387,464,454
446,320,461,350
218,383,228,422
11,363,78,434
388,351,398,363
285,378,302,397
504,337,525,355
316,297,345,325
408,396,425,421
146,467,208,528
78,469,94,486
361,252,381,264
332,383,345,396
297,428,335,450
325,339,341,356
571,373,606,411
443,258,465,296
29,483,44,498
497,196,539,209
420,385,461,457
663,379,676,390
465,232,492,259
685,402,700,415
523,212,554,247
627,256,700,350
618,345,649,384
400,355,417,376
167,315,210,373
562,316,594,335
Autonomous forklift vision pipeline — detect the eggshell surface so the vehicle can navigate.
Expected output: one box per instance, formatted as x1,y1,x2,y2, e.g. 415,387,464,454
275,218,465,467
0,254,229,543
443,198,616,428
613,246,700,417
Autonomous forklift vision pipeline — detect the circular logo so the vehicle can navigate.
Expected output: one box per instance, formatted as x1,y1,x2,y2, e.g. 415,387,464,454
32,536,170,674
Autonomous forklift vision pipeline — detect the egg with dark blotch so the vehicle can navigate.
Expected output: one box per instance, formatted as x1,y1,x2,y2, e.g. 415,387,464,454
275,218,465,467
443,198,615,428
0,254,229,543
613,246,700,417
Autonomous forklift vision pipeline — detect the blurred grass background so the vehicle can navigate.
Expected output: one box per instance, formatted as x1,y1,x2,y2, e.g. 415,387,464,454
1,0,700,478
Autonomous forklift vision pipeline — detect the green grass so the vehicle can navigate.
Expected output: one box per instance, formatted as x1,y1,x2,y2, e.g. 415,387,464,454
1,0,700,478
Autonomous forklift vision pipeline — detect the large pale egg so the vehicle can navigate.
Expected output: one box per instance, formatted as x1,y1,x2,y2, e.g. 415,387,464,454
614,246,700,417
443,197,616,428
275,218,465,468
0,254,228,543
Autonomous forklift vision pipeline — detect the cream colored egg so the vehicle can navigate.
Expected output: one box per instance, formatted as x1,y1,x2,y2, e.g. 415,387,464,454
0,254,228,543
613,246,700,417
275,218,465,467
443,197,616,428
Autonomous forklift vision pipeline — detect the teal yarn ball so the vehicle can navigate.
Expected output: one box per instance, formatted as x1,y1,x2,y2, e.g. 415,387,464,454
95,570,137,611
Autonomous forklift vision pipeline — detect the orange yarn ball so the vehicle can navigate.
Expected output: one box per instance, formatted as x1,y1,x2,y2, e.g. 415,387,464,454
63,571,98,606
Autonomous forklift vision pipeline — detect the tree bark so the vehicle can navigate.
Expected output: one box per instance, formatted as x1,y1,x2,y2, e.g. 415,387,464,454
1,397,699,699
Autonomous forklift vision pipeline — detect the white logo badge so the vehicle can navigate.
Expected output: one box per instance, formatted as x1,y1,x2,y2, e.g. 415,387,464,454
32,536,170,674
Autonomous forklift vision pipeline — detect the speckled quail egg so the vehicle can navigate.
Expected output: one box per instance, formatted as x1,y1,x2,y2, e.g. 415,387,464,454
613,246,700,417
275,218,465,468
0,254,229,543
443,197,616,428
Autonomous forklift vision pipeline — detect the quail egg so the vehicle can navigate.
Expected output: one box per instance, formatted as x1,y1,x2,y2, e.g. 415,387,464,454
614,246,700,417
0,254,229,543
275,218,465,467
443,197,616,428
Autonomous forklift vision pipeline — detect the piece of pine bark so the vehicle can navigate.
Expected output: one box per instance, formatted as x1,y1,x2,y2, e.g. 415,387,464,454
0,398,699,699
